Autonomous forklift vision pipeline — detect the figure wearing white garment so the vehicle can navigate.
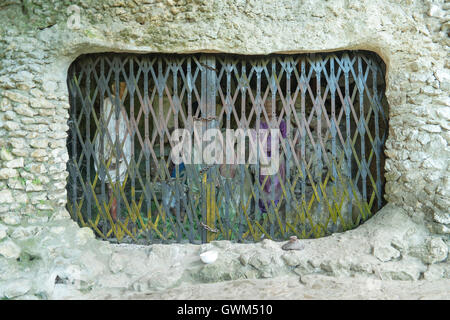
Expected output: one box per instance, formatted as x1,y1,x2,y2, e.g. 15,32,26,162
94,82,132,221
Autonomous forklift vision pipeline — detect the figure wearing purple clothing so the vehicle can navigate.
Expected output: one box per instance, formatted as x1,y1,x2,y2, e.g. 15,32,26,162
257,100,287,213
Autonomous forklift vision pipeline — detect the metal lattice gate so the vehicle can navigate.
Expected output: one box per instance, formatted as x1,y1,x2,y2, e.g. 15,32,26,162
67,51,388,244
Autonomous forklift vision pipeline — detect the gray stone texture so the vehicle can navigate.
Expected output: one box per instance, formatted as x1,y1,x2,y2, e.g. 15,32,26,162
0,0,448,299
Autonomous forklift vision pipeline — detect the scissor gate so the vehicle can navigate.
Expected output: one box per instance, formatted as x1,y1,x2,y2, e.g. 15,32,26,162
67,51,388,244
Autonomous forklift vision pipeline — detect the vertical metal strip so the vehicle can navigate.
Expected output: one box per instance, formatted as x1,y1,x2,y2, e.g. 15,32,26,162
315,56,323,220
285,58,292,233
343,54,353,217
255,60,262,222
372,60,382,210
99,57,107,235
238,61,246,241
269,58,277,238
172,59,182,242
186,57,195,242
300,58,307,230
70,66,78,223
129,58,136,234
358,55,367,204
206,56,217,243
330,57,337,190
157,57,167,240
114,58,121,228
225,59,232,238
200,55,207,243
143,56,153,242
86,61,92,223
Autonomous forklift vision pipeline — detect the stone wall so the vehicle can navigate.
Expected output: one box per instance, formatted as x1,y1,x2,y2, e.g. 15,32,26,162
0,0,448,299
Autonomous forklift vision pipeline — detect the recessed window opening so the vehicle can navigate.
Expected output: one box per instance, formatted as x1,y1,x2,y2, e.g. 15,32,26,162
66,51,389,244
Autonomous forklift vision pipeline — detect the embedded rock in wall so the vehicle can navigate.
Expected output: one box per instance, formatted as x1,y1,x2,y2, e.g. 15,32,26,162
411,237,449,265
0,238,21,260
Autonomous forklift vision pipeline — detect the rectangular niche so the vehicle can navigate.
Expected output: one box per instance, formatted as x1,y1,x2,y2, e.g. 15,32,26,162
66,51,389,244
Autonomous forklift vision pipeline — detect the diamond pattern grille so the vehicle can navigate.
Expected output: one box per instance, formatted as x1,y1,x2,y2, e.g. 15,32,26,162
67,52,388,244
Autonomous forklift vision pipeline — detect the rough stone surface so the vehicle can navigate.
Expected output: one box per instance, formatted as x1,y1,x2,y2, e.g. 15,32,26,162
0,0,448,299
125,275,450,300
373,245,401,263
0,204,446,299
0,224,7,241
0,278,32,299
0,238,21,260
424,237,448,264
